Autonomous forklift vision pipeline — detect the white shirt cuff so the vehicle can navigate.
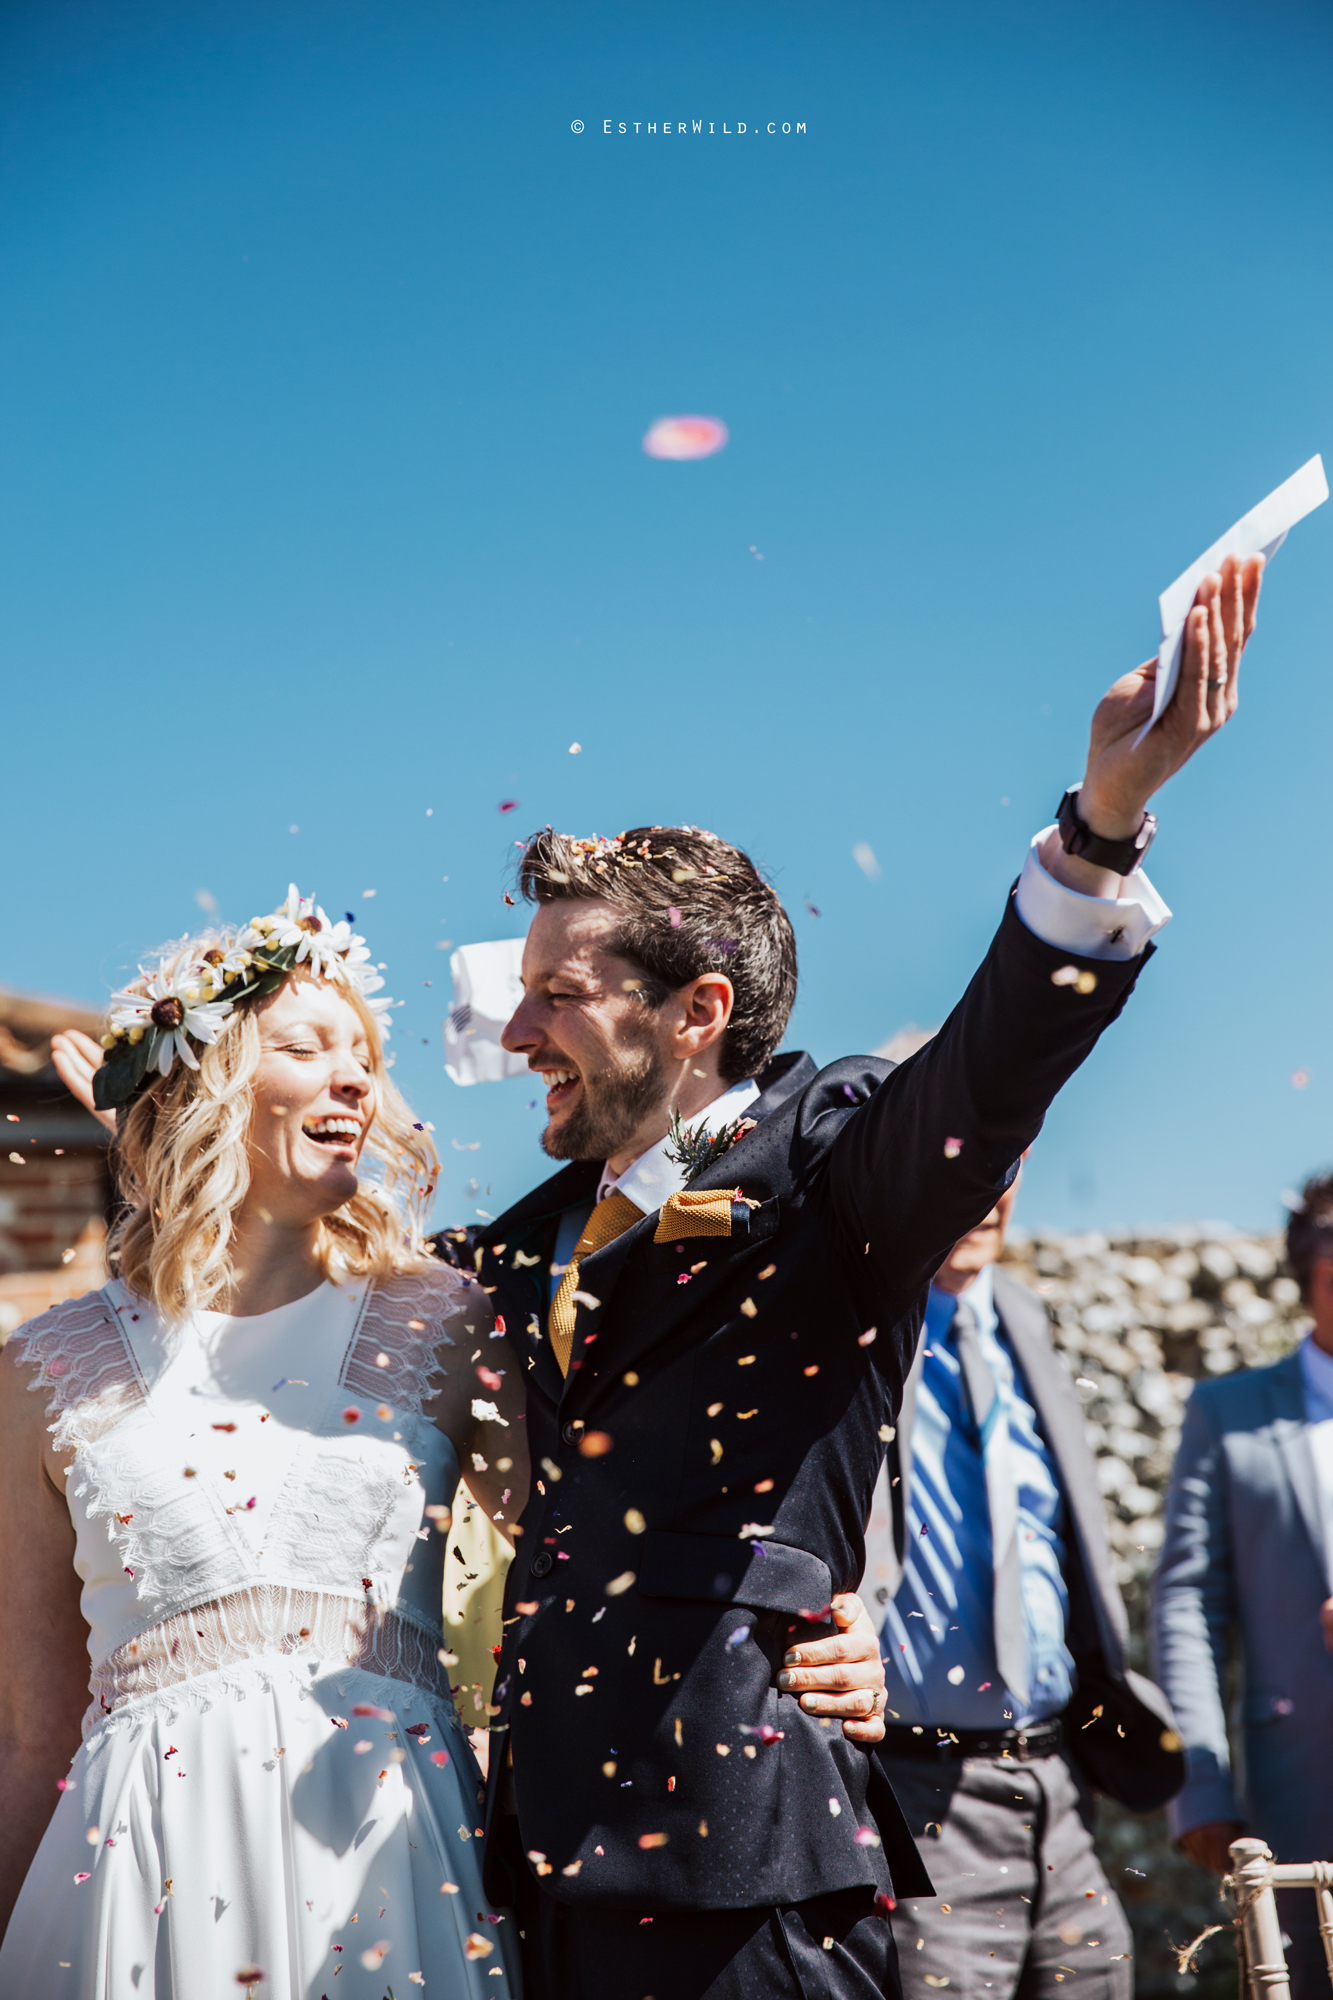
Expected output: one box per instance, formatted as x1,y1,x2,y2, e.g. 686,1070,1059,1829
1014,826,1171,961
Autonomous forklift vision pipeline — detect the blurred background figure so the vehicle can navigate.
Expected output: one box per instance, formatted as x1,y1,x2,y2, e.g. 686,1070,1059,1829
0,993,113,1340
1153,1170,1333,2000
863,1168,1183,2000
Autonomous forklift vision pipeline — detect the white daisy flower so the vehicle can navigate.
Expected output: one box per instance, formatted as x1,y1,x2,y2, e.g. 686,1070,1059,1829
272,883,318,953
110,962,234,1076
198,939,253,992
320,918,373,982
270,884,350,977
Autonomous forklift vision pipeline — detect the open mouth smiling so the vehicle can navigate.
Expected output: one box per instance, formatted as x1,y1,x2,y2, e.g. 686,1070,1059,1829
301,1116,363,1150
538,1067,580,1110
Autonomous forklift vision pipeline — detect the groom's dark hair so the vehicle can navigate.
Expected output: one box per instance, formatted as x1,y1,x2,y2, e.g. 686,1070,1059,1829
517,826,797,1084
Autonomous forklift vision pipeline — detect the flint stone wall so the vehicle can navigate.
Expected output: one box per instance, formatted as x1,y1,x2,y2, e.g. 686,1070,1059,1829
999,1224,1304,1999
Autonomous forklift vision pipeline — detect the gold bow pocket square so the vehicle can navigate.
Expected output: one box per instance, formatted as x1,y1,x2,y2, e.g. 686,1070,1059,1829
654,1188,755,1243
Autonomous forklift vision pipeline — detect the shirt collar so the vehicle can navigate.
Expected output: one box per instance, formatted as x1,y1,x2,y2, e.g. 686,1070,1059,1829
926,1263,997,1342
596,1077,761,1213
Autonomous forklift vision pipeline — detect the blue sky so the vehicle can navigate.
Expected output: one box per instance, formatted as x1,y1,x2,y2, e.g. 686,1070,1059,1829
2,0,1331,1234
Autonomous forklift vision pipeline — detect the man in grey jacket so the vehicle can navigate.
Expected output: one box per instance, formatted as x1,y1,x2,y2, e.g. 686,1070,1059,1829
1153,1171,1333,2000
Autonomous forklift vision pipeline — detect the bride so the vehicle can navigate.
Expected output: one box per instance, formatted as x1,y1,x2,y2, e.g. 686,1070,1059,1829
0,890,526,1996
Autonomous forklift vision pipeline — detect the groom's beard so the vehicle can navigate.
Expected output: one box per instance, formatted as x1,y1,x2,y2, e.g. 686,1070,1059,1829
541,1028,669,1165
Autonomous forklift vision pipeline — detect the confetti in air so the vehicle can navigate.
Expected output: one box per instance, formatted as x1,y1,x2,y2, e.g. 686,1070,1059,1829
642,415,729,460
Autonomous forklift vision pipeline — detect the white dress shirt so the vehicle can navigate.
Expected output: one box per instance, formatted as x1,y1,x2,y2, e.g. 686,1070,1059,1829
1014,827,1170,960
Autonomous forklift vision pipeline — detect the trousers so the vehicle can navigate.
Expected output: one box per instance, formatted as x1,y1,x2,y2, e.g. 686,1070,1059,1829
512,1862,901,1999
879,1749,1133,2000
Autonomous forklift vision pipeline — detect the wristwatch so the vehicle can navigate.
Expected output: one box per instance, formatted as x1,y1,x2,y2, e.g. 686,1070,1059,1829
1056,785,1157,876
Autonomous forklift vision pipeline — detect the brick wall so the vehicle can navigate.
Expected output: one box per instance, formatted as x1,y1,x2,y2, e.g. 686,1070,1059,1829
0,1147,110,1276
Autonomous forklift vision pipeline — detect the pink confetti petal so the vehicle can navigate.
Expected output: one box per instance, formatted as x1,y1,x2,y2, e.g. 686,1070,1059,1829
642,415,729,461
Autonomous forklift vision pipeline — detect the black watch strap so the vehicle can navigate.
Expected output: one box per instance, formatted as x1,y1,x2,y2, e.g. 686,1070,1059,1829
1056,785,1157,876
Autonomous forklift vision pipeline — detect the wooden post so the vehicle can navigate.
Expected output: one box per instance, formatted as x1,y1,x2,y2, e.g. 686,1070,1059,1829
1228,1838,1292,2000
1269,1859,1333,1992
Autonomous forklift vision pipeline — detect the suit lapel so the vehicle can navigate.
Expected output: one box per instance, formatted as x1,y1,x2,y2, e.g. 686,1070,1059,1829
892,1340,925,1566
1265,1351,1326,1579
561,1211,659,1401
992,1268,1128,1667
562,1057,820,1400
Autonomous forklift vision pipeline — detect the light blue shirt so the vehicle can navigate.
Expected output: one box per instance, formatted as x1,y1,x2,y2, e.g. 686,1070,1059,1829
881,1265,1073,1729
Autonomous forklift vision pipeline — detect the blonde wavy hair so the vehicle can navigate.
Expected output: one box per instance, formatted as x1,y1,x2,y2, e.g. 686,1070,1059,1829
109,948,440,1321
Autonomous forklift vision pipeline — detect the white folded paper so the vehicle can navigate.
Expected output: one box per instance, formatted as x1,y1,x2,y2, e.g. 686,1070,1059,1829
443,937,529,1086
1140,453,1328,743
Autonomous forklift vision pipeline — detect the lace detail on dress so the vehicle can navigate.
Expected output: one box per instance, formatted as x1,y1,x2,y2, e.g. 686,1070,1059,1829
88,1583,453,1725
343,1261,487,1411
11,1289,144,1452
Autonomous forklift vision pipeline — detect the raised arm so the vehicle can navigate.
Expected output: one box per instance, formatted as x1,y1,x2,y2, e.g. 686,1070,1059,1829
827,554,1263,1310
0,1342,93,1938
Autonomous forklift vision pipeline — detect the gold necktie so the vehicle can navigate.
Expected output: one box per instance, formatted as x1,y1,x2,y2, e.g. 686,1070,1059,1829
549,1192,643,1377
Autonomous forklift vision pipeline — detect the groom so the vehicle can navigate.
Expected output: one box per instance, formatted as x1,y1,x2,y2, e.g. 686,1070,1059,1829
439,556,1262,2000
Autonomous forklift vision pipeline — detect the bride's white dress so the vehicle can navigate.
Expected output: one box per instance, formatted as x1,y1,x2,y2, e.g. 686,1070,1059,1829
2,1263,520,1999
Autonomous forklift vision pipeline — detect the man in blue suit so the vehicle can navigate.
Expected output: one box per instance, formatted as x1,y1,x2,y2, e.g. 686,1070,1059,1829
1153,1172,1333,2000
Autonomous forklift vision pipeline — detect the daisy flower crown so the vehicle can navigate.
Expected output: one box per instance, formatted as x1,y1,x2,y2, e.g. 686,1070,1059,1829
94,885,393,1112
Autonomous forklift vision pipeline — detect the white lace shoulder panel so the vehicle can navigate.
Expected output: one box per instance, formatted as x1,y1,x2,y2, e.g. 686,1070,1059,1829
9,1288,144,1451
343,1259,489,1414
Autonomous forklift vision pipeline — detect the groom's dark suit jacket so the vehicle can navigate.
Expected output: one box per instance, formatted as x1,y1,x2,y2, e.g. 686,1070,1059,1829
433,895,1152,1914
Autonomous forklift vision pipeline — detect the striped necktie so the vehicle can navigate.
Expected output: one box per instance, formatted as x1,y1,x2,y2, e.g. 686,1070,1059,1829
950,1298,1031,1708
548,1192,643,1377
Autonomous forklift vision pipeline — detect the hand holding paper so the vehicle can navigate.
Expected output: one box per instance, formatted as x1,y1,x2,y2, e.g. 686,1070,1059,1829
1142,454,1328,744
1045,453,1325,898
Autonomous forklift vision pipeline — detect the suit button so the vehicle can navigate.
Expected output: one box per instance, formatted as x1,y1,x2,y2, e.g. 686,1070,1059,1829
562,1421,583,1445
530,1550,554,1579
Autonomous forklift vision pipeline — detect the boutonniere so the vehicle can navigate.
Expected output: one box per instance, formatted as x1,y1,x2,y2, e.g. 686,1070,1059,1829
665,1109,757,1188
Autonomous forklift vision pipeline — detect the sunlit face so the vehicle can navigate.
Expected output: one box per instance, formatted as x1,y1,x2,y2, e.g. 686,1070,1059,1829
244,978,377,1226
500,899,669,1163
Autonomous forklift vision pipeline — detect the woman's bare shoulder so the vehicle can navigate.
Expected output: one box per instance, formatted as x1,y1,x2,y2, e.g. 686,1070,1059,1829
0,1310,71,1474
